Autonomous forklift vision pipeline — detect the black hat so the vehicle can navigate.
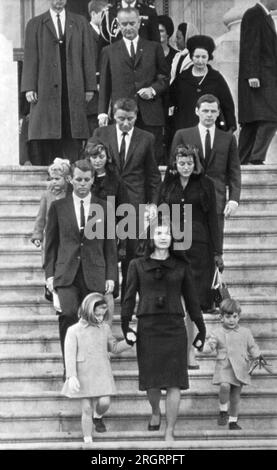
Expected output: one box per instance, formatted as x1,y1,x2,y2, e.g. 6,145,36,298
187,35,216,60
158,15,174,38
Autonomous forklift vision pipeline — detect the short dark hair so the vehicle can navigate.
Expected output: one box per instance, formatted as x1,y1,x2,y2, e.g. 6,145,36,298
196,94,220,110
71,159,95,177
158,15,174,38
187,34,215,60
219,298,241,316
88,0,108,15
170,144,202,175
113,97,138,114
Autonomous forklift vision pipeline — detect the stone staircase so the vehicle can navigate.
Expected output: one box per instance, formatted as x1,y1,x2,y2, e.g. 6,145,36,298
0,165,276,450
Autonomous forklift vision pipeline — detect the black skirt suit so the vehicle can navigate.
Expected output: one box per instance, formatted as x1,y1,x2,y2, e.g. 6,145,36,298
160,174,221,310
121,255,205,390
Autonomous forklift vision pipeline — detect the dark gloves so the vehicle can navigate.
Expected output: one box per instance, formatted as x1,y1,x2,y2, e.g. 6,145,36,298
214,254,224,273
121,319,137,346
193,316,206,351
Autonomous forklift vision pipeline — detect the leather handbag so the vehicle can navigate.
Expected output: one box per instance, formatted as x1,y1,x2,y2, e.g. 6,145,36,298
211,267,231,307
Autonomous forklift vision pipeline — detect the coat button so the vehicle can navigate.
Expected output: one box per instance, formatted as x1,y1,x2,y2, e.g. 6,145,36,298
80,243,84,247
77,256,80,260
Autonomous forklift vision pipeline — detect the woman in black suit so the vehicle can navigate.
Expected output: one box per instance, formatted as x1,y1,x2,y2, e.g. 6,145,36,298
121,217,206,441
160,144,223,367
170,35,236,133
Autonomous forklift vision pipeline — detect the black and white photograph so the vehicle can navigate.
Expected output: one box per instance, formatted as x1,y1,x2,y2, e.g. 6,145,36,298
0,0,276,458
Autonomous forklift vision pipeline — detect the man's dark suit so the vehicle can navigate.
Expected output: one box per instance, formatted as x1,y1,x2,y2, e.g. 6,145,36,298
44,193,117,355
99,36,169,163
171,126,241,250
99,37,169,127
93,124,161,298
238,3,277,163
100,0,160,45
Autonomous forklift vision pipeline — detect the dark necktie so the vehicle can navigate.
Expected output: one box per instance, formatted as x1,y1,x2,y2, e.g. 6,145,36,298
119,132,127,172
205,129,211,163
130,41,135,61
57,13,64,42
80,200,85,236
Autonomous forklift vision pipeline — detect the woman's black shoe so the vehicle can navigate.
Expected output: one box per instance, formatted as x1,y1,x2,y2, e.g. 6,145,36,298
148,414,161,431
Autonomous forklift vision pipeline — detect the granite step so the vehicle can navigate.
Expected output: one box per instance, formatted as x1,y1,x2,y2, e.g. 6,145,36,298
0,408,276,434
224,212,277,231
0,350,276,375
0,370,275,393
223,244,277,263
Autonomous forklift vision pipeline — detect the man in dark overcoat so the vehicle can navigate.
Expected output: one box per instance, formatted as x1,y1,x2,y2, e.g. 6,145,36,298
98,6,169,164
21,0,96,164
238,0,277,164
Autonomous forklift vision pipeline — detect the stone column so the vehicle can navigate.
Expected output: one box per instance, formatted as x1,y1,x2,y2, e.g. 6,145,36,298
0,32,19,165
213,0,277,163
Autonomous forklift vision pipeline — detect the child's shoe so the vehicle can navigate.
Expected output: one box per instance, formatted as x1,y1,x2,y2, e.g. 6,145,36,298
93,417,107,433
83,436,93,444
229,422,242,430
217,411,228,425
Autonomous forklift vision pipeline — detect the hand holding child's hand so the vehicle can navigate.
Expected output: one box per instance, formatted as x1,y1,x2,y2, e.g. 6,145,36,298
31,239,41,248
68,376,80,393
126,331,136,343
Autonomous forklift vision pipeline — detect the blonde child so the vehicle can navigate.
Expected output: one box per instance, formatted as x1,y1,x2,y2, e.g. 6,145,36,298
61,292,136,444
204,298,262,430
31,158,70,258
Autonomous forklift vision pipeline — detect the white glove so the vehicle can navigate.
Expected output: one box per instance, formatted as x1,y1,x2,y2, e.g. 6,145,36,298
46,277,54,293
224,200,238,218
68,376,80,393
126,331,136,343
98,113,109,127
105,280,115,294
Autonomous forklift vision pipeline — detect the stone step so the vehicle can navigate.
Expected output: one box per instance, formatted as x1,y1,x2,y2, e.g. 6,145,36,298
1,259,276,284
0,408,276,434
0,350,276,375
224,230,277,245
237,199,277,212
223,261,277,283
0,429,276,447
0,279,275,300
0,184,47,199
223,244,277,263
0,167,47,184
0,370,275,394
1,330,275,355
0,295,276,316
0,217,36,233
1,311,277,335
224,212,277,231
0,389,276,416
241,184,277,198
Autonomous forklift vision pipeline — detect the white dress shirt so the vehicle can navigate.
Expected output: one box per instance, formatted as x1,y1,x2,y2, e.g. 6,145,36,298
198,123,216,158
116,125,134,159
123,36,139,57
72,193,91,229
50,8,66,39
90,23,100,35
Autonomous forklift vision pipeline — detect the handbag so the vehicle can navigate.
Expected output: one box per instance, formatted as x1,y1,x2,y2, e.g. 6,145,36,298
44,285,53,302
211,267,231,307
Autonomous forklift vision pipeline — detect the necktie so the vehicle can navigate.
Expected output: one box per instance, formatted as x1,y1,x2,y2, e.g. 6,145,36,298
130,41,135,61
57,13,64,42
205,129,211,163
119,132,127,171
80,200,85,236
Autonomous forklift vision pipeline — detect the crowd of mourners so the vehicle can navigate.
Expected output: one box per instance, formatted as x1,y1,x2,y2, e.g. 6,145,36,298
20,0,276,443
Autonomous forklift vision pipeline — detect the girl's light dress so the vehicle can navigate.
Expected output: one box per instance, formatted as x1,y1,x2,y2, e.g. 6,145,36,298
61,319,130,398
